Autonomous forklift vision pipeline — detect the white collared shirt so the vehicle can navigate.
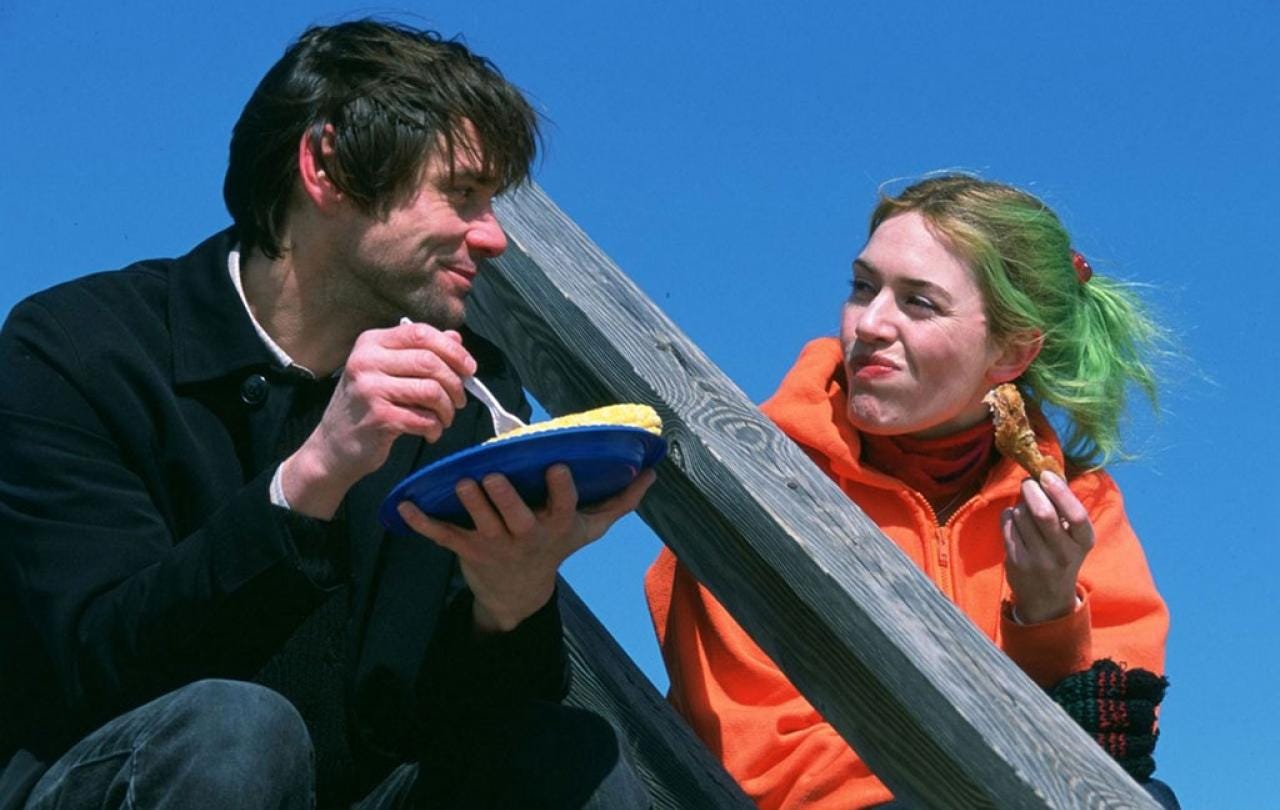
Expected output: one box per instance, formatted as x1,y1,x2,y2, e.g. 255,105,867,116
228,247,322,510
227,247,319,379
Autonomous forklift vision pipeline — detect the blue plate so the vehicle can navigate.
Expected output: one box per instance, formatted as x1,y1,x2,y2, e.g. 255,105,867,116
379,425,667,535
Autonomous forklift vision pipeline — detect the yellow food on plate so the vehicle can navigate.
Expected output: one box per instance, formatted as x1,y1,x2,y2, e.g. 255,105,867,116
483,403,663,444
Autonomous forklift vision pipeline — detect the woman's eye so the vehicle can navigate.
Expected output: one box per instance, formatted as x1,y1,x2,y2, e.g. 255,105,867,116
905,295,938,312
849,278,876,300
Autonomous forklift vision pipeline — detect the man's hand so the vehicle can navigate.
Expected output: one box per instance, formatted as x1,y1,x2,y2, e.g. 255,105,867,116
281,321,476,520
1001,470,1095,624
397,464,657,632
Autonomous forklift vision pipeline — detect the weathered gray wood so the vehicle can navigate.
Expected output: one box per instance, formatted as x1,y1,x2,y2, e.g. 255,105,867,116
556,581,755,809
467,182,1159,809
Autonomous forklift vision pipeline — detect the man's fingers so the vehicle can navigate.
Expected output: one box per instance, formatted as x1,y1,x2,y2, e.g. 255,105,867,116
397,501,465,550
581,469,657,529
378,375,462,420
569,469,657,553
373,350,469,407
418,467,654,572
347,344,467,409
379,321,476,377
456,478,508,537
543,464,580,516
480,474,537,537
371,401,446,443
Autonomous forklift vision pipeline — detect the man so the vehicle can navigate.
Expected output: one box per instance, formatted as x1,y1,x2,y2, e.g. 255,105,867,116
0,20,653,809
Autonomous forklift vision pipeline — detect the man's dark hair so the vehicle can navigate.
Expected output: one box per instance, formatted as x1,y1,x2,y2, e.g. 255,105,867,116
224,19,540,258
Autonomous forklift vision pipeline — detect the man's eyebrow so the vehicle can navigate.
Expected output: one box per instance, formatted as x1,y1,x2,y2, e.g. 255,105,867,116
446,168,499,185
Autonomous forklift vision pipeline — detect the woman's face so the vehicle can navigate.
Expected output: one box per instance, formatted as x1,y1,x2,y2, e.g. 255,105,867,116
840,211,1013,438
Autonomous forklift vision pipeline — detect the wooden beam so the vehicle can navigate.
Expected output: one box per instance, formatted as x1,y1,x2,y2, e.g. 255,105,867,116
556,582,755,809
466,182,1159,809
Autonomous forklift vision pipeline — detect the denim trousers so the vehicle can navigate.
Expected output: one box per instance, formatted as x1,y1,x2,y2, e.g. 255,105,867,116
24,679,649,809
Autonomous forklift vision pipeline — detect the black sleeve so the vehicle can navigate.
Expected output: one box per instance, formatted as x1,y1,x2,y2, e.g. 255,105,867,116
417,583,570,718
411,328,569,720
0,298,334,736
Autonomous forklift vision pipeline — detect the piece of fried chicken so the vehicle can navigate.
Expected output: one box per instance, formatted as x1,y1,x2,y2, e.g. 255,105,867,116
983,383,1064,478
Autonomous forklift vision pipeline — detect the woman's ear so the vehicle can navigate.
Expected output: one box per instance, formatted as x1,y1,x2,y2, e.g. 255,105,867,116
988,330,1043,384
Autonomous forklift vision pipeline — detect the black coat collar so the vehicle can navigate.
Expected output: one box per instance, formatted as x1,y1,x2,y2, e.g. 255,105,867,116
168,228,276,386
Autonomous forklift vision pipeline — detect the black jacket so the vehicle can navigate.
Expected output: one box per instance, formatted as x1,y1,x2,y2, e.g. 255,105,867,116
0,229,567,806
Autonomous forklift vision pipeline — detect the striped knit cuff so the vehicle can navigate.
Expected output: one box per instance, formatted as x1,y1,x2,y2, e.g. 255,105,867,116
1048,658,1169,781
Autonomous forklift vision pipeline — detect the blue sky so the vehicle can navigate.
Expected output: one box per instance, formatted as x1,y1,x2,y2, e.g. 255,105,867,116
4,2,1277,806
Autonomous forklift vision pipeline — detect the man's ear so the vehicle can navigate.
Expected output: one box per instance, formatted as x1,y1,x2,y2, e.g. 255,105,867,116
988,330,1043,384
297,123,342,210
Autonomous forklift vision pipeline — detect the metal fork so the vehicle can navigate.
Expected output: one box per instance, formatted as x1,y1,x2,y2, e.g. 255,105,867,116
399,318,526,435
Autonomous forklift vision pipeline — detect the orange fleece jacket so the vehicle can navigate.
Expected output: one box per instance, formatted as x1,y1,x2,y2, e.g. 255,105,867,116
646,338,1169,810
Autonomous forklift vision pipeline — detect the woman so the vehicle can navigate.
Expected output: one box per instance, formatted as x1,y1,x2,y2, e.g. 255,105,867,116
646,175,1176,809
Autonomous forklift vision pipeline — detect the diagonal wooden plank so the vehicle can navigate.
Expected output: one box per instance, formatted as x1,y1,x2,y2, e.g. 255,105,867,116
466,181,1158,809
556,581,755,809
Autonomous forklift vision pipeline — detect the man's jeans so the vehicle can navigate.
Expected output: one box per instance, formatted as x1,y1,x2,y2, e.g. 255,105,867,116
25,680,312,809
24,679,649,809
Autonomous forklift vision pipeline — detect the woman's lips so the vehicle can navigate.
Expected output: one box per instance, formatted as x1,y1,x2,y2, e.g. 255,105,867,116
850,356,897,380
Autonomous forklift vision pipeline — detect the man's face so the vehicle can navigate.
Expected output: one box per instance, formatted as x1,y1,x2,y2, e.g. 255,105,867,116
326,124,508,330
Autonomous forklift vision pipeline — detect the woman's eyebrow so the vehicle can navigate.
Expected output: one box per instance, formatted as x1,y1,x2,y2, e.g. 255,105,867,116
853,258,954,303
852,258,880,277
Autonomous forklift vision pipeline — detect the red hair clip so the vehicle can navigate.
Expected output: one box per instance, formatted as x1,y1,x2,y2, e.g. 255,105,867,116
1071,250,1093,284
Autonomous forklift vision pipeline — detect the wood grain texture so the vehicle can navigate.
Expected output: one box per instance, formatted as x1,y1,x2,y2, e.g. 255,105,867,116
465,182,1159,809
557,582,755,809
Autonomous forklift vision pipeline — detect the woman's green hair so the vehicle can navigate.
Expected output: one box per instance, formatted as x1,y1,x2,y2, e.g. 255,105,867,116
870,174,1166,469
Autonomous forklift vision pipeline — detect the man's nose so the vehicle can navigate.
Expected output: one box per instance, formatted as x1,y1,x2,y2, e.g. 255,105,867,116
466,209,508,259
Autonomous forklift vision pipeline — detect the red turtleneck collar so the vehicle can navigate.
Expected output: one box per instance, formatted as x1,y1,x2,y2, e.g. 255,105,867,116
860,421,995,516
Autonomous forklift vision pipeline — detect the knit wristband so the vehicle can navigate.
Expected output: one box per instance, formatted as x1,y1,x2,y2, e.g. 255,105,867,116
1047,658,1169,781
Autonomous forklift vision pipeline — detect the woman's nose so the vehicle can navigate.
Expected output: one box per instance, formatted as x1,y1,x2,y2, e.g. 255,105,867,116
854,293,896,342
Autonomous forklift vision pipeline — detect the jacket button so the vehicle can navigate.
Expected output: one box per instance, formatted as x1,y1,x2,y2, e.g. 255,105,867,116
240,373,269,406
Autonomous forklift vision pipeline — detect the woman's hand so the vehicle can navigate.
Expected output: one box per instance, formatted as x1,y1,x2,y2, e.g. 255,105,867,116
397,464,657,632
1001,470,1095,624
